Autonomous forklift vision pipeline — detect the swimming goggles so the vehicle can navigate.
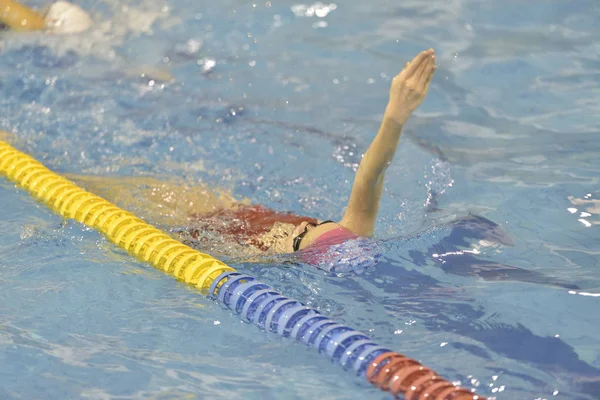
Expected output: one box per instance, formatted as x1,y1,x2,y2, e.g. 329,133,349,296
292,220,334,252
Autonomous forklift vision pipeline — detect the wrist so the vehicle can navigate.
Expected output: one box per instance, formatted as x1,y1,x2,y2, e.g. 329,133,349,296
380,112,404,132
384,101,412,125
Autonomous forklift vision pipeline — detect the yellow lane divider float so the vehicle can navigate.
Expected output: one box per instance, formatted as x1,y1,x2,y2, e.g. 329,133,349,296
0,140,235,291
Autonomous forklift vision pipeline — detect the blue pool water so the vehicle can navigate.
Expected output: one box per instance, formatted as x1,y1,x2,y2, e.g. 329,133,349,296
1,0,600,398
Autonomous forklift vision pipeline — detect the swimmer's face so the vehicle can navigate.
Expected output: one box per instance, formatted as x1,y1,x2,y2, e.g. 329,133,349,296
258,222,295,253
286,221,317,252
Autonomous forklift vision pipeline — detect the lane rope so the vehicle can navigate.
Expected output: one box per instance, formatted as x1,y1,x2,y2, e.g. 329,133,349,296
0,139,485,399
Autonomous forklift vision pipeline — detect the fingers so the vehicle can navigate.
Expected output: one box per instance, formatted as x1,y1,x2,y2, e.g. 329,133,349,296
402,48,434,78
416,54,433,81
417,54,436,88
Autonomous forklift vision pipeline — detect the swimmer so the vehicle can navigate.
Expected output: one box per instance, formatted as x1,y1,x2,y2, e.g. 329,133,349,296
1,0,91,33
66,49,437,264
273,49,437,253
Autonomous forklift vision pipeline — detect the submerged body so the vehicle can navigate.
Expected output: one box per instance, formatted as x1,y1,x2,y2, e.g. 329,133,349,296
66,171,576,288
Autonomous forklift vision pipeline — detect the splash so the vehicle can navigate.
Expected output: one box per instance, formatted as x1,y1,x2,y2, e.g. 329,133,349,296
2,0,180,79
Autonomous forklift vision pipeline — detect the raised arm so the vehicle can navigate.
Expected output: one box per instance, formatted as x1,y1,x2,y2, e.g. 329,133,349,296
340,49,436,236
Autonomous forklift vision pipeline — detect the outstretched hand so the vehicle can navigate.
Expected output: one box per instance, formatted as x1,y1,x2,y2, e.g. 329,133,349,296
385,49,436,124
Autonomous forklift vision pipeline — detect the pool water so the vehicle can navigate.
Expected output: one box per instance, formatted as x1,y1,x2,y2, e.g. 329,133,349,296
1,0,600,399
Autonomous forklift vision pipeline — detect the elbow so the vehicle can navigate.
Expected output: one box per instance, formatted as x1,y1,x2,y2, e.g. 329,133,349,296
354,173,381,189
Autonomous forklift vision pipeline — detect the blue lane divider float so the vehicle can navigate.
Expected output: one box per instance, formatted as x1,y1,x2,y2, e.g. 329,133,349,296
209,271,391,375
208,272,485,400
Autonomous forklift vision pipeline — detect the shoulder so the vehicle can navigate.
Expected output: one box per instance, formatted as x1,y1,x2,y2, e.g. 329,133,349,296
338,218,374,237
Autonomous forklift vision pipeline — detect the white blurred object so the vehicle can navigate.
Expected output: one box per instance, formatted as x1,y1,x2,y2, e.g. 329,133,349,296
44,1,92,34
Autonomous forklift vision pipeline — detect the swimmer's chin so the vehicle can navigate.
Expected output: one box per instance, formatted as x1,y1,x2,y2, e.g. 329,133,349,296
250,221,296,254
246,237,290,255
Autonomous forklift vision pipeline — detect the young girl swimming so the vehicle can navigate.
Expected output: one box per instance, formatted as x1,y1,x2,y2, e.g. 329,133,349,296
249,49,437,252
68,49,437,264
277,49,437,254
